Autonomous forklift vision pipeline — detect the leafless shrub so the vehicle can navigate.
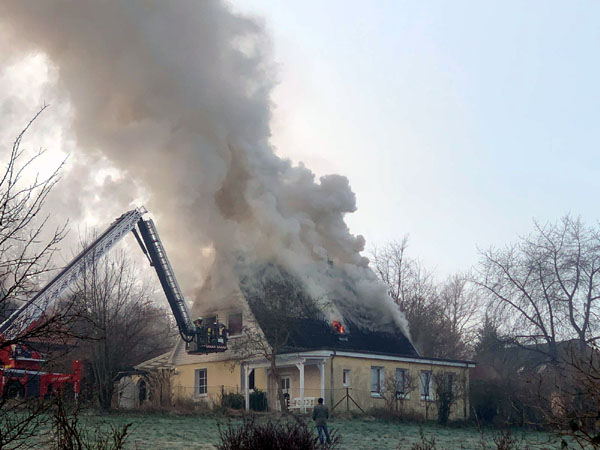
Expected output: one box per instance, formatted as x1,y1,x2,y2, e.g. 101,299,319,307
380,369,416,414
491,429,530,450
218,417,340,450
402,427,438,450
49,397,131,450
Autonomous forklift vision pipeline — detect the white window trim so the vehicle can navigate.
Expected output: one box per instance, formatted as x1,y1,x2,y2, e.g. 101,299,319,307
281,375,291,392
342,369,351,388
396,368,411,400
420,370,434,401
370,366,384,398
195,368,208,398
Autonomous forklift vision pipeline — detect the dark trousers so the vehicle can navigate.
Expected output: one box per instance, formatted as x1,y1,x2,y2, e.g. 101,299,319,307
317,424,331,444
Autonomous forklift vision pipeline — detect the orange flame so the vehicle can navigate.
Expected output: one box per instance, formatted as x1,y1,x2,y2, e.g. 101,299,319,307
332,320,345,334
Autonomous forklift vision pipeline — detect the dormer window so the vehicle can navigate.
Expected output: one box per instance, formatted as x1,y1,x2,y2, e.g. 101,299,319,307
228,312,243,336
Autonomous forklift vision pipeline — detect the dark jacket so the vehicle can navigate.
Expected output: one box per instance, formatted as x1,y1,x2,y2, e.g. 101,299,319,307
312,404,329,426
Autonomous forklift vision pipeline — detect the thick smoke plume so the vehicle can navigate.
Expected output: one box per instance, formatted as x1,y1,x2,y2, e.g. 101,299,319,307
0,1,409,335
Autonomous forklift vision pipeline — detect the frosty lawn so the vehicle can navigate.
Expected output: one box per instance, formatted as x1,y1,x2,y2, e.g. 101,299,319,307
72,413,565,449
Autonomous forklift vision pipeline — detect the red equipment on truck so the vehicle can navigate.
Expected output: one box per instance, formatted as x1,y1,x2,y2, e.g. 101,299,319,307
0,207,226,399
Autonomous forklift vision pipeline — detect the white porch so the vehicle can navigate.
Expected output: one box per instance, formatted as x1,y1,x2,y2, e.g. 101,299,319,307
242,353,329,412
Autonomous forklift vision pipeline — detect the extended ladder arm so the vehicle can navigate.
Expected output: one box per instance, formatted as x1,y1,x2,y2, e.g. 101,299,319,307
0,208,145,340
135,219,196,341
0,207,225,353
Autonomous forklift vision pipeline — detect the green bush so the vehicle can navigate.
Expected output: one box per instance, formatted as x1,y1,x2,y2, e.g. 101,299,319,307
249,390,268,412
221,392,245,410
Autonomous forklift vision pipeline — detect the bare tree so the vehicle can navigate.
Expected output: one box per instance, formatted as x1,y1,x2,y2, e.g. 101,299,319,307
474,215,600,360
0,106,68,334
371,238,478,358
230,275,322,413
543,341,600,448
0,107,80,449
437,274,480,358
379,368,416,413
70,249,175,410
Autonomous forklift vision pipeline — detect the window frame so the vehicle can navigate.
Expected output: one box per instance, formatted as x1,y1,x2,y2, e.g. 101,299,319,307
280,376,291,393
370,366,384,397
443,372,455,396
395,368,410,399
342,369,351,387
195,368,208,397
227,312,243,337
249,368,255,390
420,370,434,401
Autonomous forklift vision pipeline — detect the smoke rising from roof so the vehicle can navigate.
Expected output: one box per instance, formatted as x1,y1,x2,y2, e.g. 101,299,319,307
0,0,409,335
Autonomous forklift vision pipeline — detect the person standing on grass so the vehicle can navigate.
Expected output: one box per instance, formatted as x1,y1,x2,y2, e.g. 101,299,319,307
312,397,331,445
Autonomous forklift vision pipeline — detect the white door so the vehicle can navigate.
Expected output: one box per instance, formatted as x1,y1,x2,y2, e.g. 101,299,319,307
280,376,291,410
281,376,291,393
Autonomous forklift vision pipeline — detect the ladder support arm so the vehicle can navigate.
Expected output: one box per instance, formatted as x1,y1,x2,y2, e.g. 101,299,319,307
0,208,145,340
136,218,196,338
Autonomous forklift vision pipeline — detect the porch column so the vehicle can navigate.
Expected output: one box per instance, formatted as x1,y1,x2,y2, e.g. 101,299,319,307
319,362,325,401
296,361,305,413
244,364,250,411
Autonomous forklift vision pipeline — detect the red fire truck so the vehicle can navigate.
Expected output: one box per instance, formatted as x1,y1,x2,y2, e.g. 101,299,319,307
0,344,82,399
0,207,226,399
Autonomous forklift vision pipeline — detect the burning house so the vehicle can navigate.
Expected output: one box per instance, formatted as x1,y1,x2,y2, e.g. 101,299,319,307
133,259,474,420
2,1,475,419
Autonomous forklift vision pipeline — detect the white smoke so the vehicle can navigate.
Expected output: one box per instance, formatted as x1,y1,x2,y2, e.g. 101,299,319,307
0,0,409,336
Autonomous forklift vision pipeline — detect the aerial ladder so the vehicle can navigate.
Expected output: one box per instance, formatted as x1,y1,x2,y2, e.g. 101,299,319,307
0,207,226,398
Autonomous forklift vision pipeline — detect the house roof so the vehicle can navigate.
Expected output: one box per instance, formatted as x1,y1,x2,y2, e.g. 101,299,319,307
134,351,172,371
278,317,419,357
236,261,420,358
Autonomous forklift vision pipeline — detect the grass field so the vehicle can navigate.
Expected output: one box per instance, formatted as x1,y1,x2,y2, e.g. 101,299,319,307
69,413,566,450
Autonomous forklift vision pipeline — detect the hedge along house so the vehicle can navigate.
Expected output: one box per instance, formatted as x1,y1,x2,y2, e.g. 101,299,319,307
144,262,475,420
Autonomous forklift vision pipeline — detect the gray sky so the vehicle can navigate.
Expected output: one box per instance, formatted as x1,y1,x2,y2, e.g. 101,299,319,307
1,1,598,282
232,0,600,275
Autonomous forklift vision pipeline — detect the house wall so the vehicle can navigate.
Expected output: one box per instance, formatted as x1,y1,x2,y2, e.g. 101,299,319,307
328,355,470,421
169,354,470,421
167,296,471,420
170,359,271,406
169,300,265,406
116,374,152,409
172,360,242,405
267,364,323,410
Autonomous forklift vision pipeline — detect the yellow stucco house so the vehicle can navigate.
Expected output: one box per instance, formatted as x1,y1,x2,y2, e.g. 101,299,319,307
130,264,475,421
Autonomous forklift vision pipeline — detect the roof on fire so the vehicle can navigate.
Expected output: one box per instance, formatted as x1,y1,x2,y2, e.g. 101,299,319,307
278,317,419,357
236,262,420,358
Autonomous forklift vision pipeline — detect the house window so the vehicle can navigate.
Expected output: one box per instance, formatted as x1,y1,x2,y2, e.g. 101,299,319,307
249,369,255,390
343,369,351,387
228,313,243,336
370,366,384,396
420,370,433,400
443,372,455,396
281,376,291,393
195,368,207,396
395,368,409,398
